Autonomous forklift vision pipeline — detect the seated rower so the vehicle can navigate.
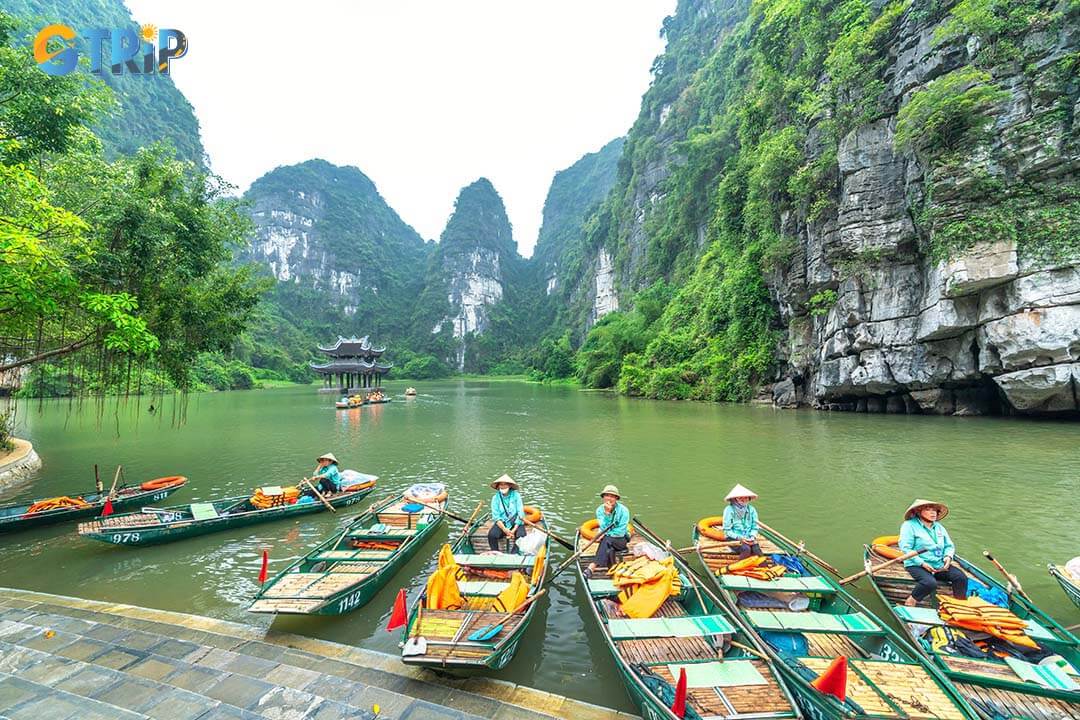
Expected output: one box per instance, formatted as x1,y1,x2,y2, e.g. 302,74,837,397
899,498,968,606
724,484,762,559
487,474,526,553
584,485,630,578
307,452,342,497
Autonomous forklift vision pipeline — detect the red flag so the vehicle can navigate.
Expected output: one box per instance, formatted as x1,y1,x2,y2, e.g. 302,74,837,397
811,655,848,702
386,588,407,632
671,666,687,718
258,549,269,584
101,497,114,517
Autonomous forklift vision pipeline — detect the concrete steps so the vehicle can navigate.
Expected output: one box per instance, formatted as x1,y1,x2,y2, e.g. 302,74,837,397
0,588,635,720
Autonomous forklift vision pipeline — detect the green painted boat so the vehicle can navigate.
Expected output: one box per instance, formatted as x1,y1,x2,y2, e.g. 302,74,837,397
578,519,802,720
1049,563,1080,611
695,526,977,719
399,509,551,669
76,474,377,546
248,488,447,616
864,543,1080,718
0,476,187,534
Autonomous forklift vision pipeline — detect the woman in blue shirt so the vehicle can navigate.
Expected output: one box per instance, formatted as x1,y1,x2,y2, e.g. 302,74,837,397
898,499,968,606
585,485,630,578
311,452,342,495
488,474,526,553
723,484,762,559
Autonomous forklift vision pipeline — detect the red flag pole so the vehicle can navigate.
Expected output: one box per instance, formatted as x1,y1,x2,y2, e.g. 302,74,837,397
258,548,269,584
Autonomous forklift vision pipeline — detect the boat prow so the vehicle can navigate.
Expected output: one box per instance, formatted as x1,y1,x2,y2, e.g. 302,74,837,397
248,486,447,616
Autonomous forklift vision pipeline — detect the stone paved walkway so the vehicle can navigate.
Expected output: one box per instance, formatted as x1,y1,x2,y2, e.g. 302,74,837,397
0,587,636,720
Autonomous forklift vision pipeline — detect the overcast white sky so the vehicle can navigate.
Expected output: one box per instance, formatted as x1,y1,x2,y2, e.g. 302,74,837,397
123,1,675,256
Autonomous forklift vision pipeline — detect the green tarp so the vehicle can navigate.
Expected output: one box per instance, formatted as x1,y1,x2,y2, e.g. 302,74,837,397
745,610,880,634
667,660,767,687
607,614,734,639
190,503,218,521
719,575,833,592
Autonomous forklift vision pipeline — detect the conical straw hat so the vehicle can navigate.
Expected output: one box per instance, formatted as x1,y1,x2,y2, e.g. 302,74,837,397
316,452,339,464
725,484,758,501
904,498,948,520
490,474,520,491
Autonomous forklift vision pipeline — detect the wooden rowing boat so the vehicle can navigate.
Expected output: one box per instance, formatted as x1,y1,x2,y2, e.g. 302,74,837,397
579,520,802,720
400,510,551,669
864,545,1080,718
1049,564,1080,611
694,527,978,719
0,477,187,533
247,489,447,616
76,474,377,546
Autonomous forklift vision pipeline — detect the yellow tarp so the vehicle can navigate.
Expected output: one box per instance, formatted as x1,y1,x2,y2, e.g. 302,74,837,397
611,556,683,619
426,543,464,610
531,545,546,587
493,571,529,613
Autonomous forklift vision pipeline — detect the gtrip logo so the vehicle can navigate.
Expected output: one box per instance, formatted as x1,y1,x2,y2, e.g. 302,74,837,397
33,23,187,76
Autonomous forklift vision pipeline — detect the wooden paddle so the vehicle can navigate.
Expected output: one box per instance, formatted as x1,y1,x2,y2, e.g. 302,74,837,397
983,550,1031,601
457,501,484,541
524,518,574,551
416,501,469,523
468,589,547,641
839,549,925,585
107,465,122,500
301,477,336,513
759,521,841,577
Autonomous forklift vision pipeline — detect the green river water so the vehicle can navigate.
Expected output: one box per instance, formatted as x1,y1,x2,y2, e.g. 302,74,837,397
3,380,1078,711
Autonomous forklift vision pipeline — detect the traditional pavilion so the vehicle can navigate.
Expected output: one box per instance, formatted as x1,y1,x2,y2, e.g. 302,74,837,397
311,336,393,392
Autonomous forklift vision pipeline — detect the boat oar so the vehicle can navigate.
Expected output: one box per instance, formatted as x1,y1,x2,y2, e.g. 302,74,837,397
839,549,925,586
983,550,1031,601
416,502,474,523
457,501,484,540
301,477,336,513
523,518,574,551
402,604,426,656
108,465,122,499
468,589,547,642
758,521,841,577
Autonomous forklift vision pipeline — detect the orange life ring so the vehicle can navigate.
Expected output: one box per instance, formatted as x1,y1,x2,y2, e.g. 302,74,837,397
697,516,727,541
342,480,376,493
579,518,634,540
523,505,543,523
405,488,448,504
871,534,902,559
140,476,187,491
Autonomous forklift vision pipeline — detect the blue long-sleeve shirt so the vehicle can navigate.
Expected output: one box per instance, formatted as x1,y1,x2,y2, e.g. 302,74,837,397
596,502,630,538
491,490,524,527
723,504,759,541
316,464,342,491
898,517,955,569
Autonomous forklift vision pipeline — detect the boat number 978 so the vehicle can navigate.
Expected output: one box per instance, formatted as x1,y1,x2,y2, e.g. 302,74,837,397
110,533,140,543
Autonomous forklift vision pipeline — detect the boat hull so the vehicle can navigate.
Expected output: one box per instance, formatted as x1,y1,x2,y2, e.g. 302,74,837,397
248,493,447,616
79,485,375,546
1050,564,1080,610
0,483,186,533
863,546,1080,715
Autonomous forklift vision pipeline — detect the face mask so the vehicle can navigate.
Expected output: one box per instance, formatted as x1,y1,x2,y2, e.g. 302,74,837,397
499,487,509,495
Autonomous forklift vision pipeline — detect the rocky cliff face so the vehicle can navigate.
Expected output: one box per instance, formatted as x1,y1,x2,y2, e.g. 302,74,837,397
772,4,1080,415
416,179,520,370
241,160,430,337
565,0,1079,415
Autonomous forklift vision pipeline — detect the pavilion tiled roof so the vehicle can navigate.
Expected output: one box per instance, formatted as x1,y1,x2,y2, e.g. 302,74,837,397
317,335,386,357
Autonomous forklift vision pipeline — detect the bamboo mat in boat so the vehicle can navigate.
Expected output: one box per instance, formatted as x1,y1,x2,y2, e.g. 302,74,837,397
801,658,967,719
652,660,792,716
78,513,163,533
956,681,1080,719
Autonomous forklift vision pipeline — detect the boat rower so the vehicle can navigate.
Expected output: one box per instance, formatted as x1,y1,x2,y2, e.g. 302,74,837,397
898,498,968,606
488,474,526,553
308,452,342,497
584,485,630,578
723,483,763,559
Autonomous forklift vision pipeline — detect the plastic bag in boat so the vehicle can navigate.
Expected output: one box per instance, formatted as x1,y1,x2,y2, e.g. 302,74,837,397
631,541,670,561
516,529,546,556
339,469,377,490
